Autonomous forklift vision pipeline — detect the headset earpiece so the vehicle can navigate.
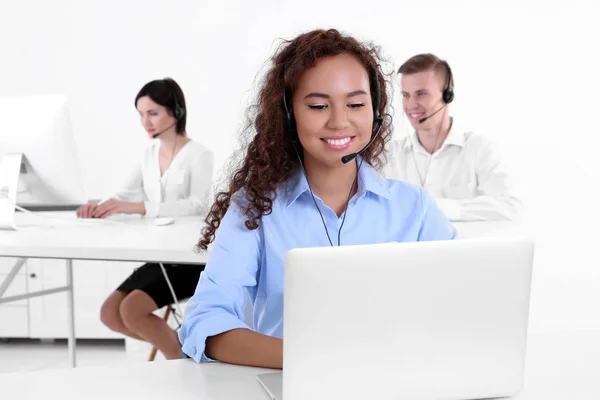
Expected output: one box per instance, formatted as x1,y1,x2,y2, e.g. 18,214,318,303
371,71,383,130
442,61,454,104
283,91,292,128
163,78,185,121
282,91,297,144
173,103,185,121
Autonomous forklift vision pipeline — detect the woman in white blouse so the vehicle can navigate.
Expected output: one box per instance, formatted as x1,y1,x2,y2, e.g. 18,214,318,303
76,78,213,359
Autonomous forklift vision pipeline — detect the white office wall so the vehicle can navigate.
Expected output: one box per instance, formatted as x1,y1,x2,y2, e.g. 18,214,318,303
1,0,599,334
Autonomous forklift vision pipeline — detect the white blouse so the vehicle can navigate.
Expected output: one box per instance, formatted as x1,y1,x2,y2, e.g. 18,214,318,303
381,118,523,222
109,139,214,218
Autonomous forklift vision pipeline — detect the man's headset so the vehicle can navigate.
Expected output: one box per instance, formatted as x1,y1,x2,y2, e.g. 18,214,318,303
418,61,455,124
441,61,455,104
282,68,385,164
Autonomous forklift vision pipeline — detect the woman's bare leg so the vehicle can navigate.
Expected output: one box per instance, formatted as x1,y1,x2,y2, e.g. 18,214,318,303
100,291,144,340
119,290,182,360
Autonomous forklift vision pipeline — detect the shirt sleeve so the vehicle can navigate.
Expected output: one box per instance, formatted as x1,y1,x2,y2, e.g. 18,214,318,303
436,140,524,222
418,188,457,241
144,149,215,218
179,196,262,363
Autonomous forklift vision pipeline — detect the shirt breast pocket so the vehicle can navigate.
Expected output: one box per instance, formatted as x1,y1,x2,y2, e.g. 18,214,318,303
165,170,187,200
169,170,185,185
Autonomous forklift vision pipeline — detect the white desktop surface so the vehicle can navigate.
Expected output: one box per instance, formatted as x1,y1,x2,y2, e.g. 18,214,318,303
0,212,521,264
0,331,597,400
0,216,530,371
0,211,207,264
0,211,208,368
454,220,528,239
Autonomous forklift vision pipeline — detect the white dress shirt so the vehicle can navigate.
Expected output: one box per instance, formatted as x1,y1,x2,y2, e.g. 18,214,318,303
109,139,214,218
381,118,523,221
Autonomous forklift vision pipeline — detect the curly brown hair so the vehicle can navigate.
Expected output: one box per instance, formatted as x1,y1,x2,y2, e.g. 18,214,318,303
197,28,394,251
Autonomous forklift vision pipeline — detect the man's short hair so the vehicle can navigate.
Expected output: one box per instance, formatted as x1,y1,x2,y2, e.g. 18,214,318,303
397,53,451,90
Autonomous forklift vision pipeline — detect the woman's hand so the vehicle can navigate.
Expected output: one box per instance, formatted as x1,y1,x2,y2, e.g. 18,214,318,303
91,199,146,219
76,203,99,218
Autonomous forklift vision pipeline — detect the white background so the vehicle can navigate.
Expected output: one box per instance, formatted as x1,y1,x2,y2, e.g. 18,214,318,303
1,0,599,335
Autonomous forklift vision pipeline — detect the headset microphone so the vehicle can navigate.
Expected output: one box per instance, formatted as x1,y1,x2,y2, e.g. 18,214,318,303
151,122,177,138
418,104,446,124
341,116,384,164
416,60,455,124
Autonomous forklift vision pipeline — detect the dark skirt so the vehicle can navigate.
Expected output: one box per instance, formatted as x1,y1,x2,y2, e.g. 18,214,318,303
116,263,205,308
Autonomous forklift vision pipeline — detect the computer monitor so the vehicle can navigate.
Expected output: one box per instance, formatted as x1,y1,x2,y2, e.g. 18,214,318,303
0,94,88,227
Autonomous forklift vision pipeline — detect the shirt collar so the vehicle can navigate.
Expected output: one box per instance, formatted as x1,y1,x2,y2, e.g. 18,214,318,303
402,116,465,152
284,156,391,208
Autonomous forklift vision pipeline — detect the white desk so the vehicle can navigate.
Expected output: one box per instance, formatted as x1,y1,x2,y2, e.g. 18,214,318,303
0,331,597,400
454,220,529,239
0,212,207,263
0,216,522,262
0,216,524,368
0,212,207,367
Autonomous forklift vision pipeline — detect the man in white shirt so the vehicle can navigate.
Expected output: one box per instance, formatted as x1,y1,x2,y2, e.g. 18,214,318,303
382,53,523,221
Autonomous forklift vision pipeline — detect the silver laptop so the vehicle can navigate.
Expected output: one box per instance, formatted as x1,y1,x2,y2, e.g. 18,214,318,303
257,236,534,400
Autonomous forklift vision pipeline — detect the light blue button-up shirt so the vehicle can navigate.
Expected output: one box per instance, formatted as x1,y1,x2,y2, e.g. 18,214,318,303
179,159,457,362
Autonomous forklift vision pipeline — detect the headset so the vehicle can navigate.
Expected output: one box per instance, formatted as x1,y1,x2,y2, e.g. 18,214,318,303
151,79,186,139
163,78,185,121
411,60,455,187
441,61,455,104
282,69,383,146
281,65,385,246
417,61,455,124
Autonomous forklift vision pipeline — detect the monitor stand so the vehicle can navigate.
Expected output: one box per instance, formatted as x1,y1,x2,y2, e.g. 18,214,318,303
1,153,83,229
0,153,22,230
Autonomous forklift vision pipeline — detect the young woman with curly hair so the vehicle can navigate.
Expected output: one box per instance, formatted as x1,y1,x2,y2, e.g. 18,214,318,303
179,28,456,369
